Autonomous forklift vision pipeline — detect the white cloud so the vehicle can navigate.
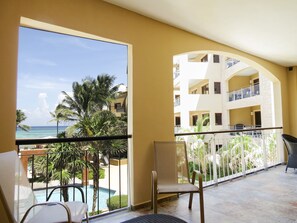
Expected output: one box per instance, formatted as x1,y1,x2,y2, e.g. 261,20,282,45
21,93,52,126
26,58,57,66
38,93,49,112
20,75,72,90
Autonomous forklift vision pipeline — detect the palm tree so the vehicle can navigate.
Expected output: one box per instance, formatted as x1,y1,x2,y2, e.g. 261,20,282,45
56,74,126,212
87,110,127,213
92,74,118,111
16,109,30,131
35,142,85,202
50,104,70,137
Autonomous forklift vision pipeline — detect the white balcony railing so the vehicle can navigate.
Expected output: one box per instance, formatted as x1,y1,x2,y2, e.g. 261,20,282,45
225,58,240,69
228,84,260,102
175,127,283,186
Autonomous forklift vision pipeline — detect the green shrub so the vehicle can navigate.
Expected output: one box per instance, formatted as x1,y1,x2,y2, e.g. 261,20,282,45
89,210,103,216
106,195,128,211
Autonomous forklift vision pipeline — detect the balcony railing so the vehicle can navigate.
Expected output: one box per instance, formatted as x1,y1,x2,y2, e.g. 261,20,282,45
225,58,240,69
16,135,132,219
174,70,180,79
175,127,283,186
228,84,260,102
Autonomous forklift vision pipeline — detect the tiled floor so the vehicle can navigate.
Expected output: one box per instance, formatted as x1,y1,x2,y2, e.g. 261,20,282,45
91,165,297,223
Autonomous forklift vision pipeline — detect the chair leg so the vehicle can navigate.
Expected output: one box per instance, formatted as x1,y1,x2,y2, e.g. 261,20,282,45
85,213,89,223
153,190,157,213
198,174,205,223
151,185,153,210
285,166,288,173
188,192,193,209
199,192,205,223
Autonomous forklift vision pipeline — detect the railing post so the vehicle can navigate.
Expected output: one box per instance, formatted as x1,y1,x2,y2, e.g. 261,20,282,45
277,130,284,164
262,130,268,170
240,132,246,177
211,134,218,185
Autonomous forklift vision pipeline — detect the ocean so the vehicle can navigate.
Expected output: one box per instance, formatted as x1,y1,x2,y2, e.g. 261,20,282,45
16,126,68,139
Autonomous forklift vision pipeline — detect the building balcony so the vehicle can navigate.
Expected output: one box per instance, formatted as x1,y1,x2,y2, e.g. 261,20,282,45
228,84,260,102
14,127,283,222
96,127,286,223
97,164,290,223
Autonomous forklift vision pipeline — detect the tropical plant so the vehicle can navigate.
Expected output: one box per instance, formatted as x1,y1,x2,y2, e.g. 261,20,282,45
219,134,262,174
186,116,211,177
86,110,127,213
50,104,71,137
34,142,85,202
16,109,30,131
106,195,128,211
55,74,127,213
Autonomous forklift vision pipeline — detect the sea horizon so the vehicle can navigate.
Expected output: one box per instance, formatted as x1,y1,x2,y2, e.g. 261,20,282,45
16,125,69,139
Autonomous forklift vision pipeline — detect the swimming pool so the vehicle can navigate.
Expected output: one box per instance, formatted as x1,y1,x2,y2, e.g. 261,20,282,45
34,186,116,211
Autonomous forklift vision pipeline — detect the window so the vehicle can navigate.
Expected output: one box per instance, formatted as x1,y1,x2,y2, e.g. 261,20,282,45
215,113,222,125
175,95,180,106
214,82,221,94
175,116,181,126
202,113,210,126
115,103,123,112
201,84,209,94
192,115,198,126
213,54,220,63
201,55,208,62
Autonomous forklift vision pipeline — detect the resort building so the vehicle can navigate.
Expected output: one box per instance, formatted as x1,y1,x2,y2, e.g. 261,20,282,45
110,84,128,118
174,53,276,132
2,1,297,222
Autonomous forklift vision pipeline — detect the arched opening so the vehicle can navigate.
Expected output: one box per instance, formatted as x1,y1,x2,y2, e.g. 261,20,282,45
173,51,282,132
173,50,283,185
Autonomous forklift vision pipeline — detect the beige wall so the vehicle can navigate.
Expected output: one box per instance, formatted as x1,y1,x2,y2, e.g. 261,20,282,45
229,76,250,91
0,0,291,211
230,107,253,126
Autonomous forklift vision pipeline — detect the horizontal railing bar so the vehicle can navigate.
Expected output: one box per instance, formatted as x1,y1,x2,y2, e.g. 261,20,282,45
16,134,132,145
175,126,282,137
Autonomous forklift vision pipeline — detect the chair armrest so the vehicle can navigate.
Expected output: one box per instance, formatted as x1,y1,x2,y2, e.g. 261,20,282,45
46,185,85,203
20,202,72,223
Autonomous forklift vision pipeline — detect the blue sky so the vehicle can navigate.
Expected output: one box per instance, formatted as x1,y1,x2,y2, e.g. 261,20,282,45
17,27,128,126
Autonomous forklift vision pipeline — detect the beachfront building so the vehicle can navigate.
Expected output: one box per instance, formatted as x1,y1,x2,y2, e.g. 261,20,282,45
174,53,276,132
110,84,127,117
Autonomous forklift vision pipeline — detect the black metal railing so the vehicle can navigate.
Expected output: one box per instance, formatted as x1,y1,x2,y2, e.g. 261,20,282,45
16,135,132,218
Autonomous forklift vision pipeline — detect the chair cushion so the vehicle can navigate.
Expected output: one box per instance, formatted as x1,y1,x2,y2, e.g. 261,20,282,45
158,183,199,194
26,201,88,223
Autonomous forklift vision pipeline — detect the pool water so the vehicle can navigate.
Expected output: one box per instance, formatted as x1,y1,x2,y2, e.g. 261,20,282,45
34,186,116,211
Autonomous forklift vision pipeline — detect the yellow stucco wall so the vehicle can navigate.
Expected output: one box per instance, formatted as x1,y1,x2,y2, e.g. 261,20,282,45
229,76,251,92
230,107,253,126
0,0,290,212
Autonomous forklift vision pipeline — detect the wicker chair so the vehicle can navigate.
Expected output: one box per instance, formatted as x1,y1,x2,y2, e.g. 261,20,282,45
151,141,204,223
282,134,297,172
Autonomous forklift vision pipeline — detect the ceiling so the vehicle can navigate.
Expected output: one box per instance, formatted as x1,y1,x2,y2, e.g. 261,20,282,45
104,0,297,67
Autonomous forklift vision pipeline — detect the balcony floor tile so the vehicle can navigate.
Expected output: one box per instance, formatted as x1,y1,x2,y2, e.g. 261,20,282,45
91,165,297,223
